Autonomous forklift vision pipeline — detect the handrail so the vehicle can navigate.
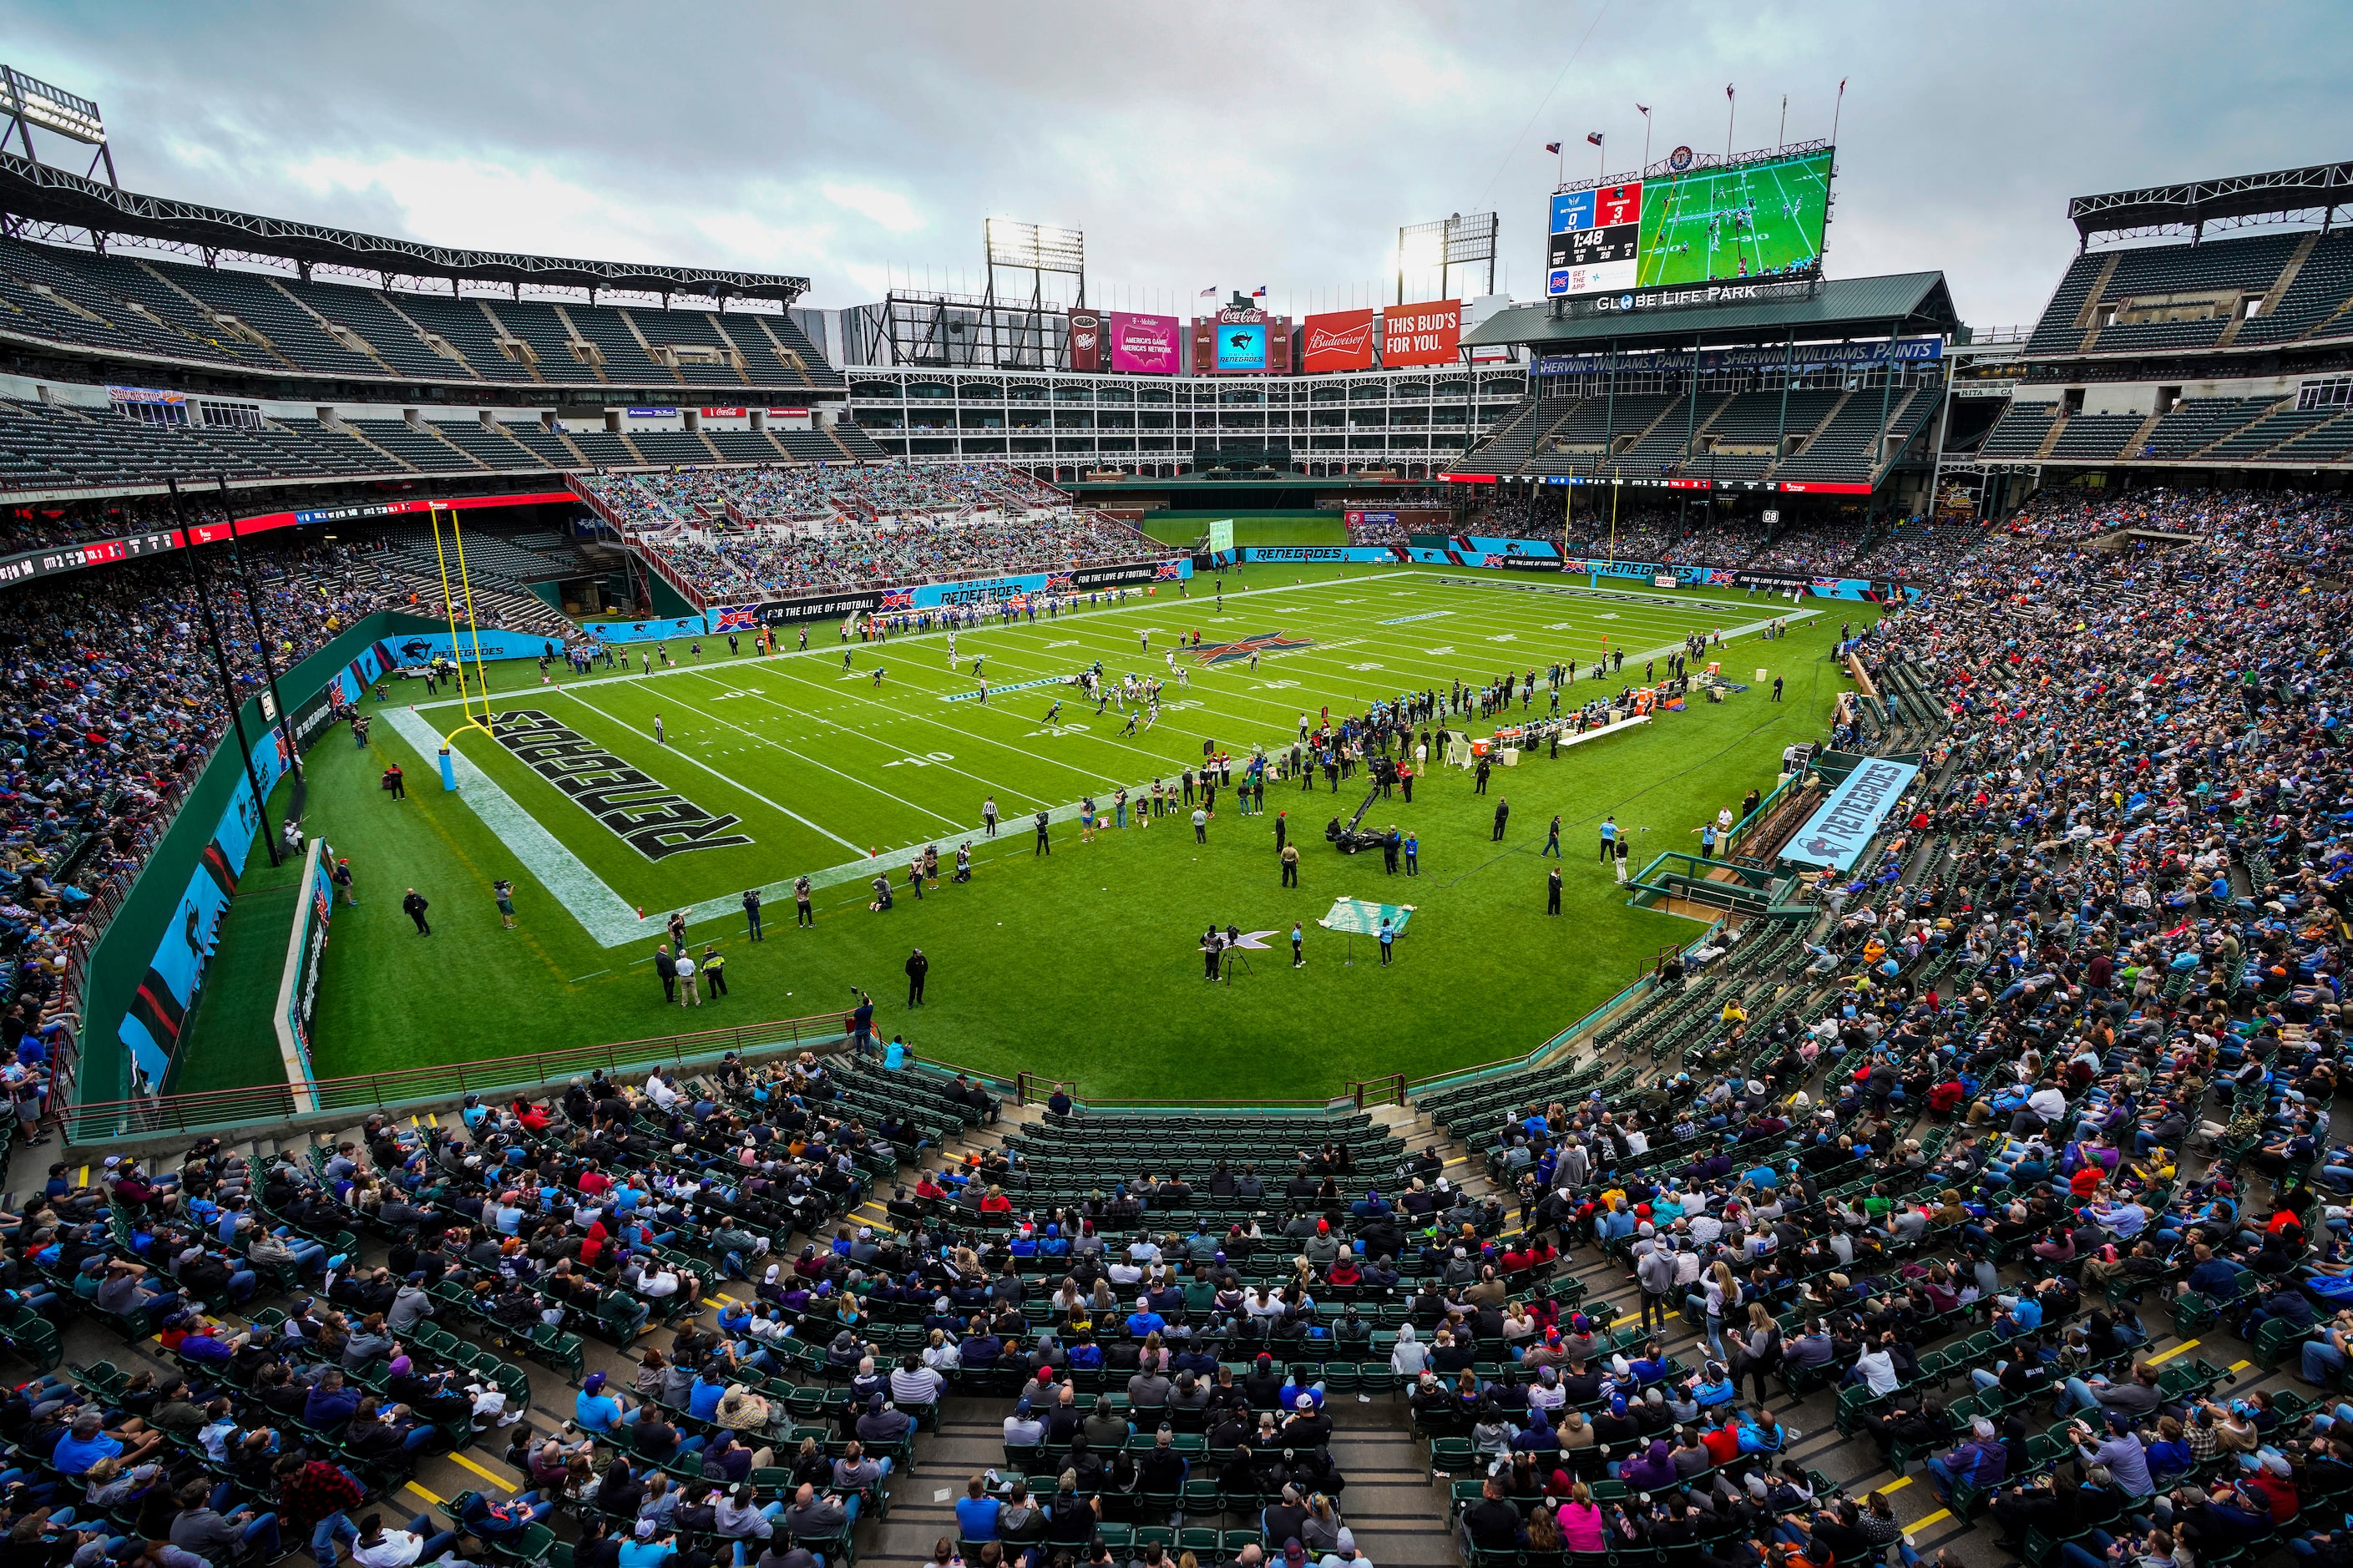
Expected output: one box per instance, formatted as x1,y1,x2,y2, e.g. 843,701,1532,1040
64,1013,842,1145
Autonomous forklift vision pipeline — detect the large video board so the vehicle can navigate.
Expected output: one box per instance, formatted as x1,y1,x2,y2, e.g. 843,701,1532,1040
1548,147,1832,300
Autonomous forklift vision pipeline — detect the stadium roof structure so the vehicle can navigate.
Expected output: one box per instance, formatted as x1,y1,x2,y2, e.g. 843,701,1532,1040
0,151,811,304
2070,160,2353,245
1464,272,1961,355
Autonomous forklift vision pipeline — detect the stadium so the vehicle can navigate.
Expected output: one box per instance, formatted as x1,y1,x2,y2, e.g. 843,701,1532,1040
0,29,2346,1568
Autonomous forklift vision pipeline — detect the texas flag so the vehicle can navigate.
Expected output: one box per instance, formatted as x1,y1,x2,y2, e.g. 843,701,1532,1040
1251,286,1268,298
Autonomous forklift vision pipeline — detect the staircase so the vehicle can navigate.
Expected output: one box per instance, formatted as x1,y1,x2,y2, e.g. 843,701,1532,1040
2219,230,2319,348
2032,408,2072,460
2072,251,2125,352
1762,390,1850,481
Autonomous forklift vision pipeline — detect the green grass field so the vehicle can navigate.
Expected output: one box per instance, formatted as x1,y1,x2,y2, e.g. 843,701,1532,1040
1637,150,1831,288
173,563,1871,1100
1139,514,1349,549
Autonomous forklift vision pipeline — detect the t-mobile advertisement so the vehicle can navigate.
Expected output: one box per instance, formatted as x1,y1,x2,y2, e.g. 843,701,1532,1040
1108,311,1181,374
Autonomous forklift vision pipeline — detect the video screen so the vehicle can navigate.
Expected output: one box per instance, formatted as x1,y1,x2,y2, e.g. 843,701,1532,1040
1548,147,1832,298
1215,321,1268,372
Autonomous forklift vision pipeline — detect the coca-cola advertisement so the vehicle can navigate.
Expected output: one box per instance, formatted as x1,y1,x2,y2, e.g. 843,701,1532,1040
1107,311,1180,374
1067,309,1102,372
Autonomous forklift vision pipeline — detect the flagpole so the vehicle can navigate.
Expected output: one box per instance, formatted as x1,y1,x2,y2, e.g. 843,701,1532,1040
1779,94,1788,151
1596,135,1605,183
1725,86,1736,163
1642,119,1652,172
1556,143,1564,188
1832,79,1847,146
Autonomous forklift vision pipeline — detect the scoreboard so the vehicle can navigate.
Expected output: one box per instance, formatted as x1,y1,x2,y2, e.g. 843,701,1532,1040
1546,182,1643,296
1547,147,1834,301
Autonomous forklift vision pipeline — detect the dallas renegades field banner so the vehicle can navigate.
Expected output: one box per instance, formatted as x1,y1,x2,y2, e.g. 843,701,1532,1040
490,711,754,861
1780,756,1920,873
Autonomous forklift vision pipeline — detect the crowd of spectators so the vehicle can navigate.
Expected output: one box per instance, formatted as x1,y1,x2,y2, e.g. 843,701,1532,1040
574,463,1175,601
582,464,1065,534
0,1053,945,1566
0,528,558,1102
1441,488,2353,1565
2008,486,2353,552
1340,514,1409,547
1846,520,1993,581
1738,520,1871,576
13,480,2353,1568
645,511,1166,602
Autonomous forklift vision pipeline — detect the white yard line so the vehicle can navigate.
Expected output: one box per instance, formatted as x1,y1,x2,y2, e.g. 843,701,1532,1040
380,706,649,946
406,568,1426,715
721,654,1227,790
676,667,1065,812
546,690,902,847
383,573,1825,952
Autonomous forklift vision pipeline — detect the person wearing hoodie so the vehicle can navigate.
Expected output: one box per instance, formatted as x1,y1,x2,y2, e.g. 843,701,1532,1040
386,1280,434,1335
1389,1323,1430,1377
1620,1437,1681,1492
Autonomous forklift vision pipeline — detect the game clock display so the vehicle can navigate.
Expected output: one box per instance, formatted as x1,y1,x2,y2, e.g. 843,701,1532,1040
1548,147,1832,299
1546,182,1644,295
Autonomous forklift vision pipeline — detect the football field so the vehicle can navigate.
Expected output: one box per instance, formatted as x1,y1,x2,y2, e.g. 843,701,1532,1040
1637,157,1830,286
180,563,1873,1100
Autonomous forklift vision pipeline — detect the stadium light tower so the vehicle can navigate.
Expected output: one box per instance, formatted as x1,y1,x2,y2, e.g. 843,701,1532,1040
0,64,117,185
1394,212,1497,304
983,217,1085,370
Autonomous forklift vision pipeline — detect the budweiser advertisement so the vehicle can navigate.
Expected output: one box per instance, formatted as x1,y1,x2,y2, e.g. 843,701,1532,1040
1381,300,1461,367
1301,308,1376,372
1106,311,1181,374
1066,309,1103,372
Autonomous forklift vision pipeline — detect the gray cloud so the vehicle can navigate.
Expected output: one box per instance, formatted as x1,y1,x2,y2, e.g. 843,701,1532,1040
2,0,2348,326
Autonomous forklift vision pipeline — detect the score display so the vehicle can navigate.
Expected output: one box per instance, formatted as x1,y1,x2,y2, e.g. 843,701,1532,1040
1546,182,1647,295
1548,147,1833,300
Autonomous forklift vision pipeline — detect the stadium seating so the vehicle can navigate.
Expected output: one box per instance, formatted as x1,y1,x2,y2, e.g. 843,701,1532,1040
1769,388,1935,482
2197,407,2344,461
2134,395,2276,459
2084,231,2305,354
13,476,2349,1568
2022,251,2108,354
2239,230,2353,345
1975,401,2056,459
0,393,913,494
0,235,845,391
2042,412,2145,463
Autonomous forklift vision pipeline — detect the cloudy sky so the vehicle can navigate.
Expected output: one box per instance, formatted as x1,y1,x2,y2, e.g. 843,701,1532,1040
5,1,2349,328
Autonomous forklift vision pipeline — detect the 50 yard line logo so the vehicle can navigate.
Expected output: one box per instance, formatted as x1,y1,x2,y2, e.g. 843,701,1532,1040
491,711,753,861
